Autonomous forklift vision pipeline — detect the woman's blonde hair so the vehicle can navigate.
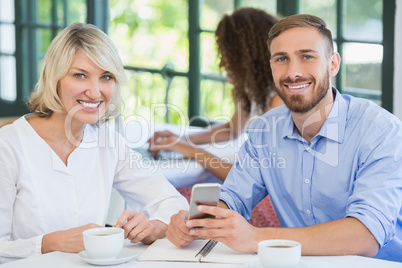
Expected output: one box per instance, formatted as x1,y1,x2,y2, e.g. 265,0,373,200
27,22,127,123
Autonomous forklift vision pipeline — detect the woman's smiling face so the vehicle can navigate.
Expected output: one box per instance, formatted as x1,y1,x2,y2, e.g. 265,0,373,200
57,49,116,125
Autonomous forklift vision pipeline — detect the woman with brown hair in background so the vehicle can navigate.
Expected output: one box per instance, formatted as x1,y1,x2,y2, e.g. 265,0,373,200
149,7,283,182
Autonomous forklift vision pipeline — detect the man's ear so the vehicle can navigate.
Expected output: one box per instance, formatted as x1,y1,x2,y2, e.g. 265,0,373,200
329,52,341,78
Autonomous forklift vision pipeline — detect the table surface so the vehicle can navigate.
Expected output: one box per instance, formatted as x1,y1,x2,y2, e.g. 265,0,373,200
2,241,401,268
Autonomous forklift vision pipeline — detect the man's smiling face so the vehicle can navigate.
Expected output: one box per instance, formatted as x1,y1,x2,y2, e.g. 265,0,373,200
269,26,336,113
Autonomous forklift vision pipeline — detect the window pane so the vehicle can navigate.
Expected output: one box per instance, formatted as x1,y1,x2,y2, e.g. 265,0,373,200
0,24,15,54
0,0,15,22
201,32,219,74
344,0,382,42
200,80,234,121
57,0,66,26
241,0,276,14
300,0,336,38
68,0,86,23
120,71,161,121
166,76,189,124
331,42,338,88
201,0,234,31
0,56,16,101
120,71,189,124
36,28,52,58
109,0,188,72
37,0,52,24
343,43,382,98
201,0,276,32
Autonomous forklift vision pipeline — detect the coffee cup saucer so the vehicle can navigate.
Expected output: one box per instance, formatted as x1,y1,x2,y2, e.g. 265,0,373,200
78,248,137,266
244,260,308,268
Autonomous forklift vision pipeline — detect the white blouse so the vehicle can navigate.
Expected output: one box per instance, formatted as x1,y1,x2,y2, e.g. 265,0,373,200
0,115,189,263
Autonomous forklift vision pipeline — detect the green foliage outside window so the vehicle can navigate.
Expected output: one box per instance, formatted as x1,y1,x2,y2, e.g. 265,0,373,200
109,0,235,125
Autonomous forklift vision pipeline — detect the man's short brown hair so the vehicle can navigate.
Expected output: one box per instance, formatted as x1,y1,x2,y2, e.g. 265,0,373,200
267,14,334,57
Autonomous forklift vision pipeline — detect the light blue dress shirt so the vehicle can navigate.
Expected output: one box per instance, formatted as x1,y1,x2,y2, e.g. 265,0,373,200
220,89,402,262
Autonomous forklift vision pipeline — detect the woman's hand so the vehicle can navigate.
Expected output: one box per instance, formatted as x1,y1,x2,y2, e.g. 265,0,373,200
148,129,233,181
115,210,167,245
148,130,181,148
41,223,101,254
166,210,195,247
148,130,197,159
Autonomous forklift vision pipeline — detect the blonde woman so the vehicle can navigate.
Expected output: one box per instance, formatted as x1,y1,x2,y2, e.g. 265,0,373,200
0,23,188,264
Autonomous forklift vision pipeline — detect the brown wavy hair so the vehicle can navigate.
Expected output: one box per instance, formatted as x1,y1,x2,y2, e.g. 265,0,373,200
216,7,278,114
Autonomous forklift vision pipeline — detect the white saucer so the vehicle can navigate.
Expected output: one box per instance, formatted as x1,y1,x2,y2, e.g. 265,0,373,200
244,260,308,268
78,248,137,266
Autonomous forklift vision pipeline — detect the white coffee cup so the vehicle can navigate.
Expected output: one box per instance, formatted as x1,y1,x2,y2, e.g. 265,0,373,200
258,239,301,268
83,227,124,260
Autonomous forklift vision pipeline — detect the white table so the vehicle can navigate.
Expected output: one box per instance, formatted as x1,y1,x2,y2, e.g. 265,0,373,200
2,241,401,268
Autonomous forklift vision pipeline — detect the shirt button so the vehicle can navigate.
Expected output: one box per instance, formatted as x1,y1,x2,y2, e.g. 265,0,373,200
305,179,310,184
306,147,311,152
306,210,312,215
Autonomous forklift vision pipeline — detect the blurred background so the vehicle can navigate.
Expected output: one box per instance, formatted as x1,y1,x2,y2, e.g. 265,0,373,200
1,0,401,125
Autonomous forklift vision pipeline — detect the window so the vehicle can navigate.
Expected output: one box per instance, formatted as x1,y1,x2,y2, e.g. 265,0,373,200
109,0,190,124
109,0,278,125
0,0,17,114
0,0,395,118
109,0,393,126
0,0,101,116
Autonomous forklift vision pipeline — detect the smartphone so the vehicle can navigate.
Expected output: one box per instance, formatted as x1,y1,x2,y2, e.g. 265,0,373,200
188,183,221,220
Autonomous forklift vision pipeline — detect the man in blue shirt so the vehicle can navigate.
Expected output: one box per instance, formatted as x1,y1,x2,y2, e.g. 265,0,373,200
166,14,402,262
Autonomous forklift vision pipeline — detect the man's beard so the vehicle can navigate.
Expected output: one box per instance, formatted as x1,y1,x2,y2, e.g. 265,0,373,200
275,72,330,113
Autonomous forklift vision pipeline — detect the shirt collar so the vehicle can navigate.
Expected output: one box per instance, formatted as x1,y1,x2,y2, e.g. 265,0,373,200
281,87,347,144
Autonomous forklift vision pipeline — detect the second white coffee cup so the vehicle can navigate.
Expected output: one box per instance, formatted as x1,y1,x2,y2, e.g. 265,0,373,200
83,227,124,260
258,239,301,268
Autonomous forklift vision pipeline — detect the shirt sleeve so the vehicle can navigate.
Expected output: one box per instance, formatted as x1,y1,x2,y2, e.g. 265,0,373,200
111,136,189,225
0,138,43,264
346,121,402,248
0,236,43,264
220,137,269,220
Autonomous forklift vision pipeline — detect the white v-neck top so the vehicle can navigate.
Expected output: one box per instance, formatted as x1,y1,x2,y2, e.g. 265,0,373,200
0,115,188,263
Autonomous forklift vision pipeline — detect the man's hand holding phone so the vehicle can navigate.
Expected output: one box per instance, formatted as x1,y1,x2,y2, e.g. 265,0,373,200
188,183,221,221
166,183,221,247
167,183,259,252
